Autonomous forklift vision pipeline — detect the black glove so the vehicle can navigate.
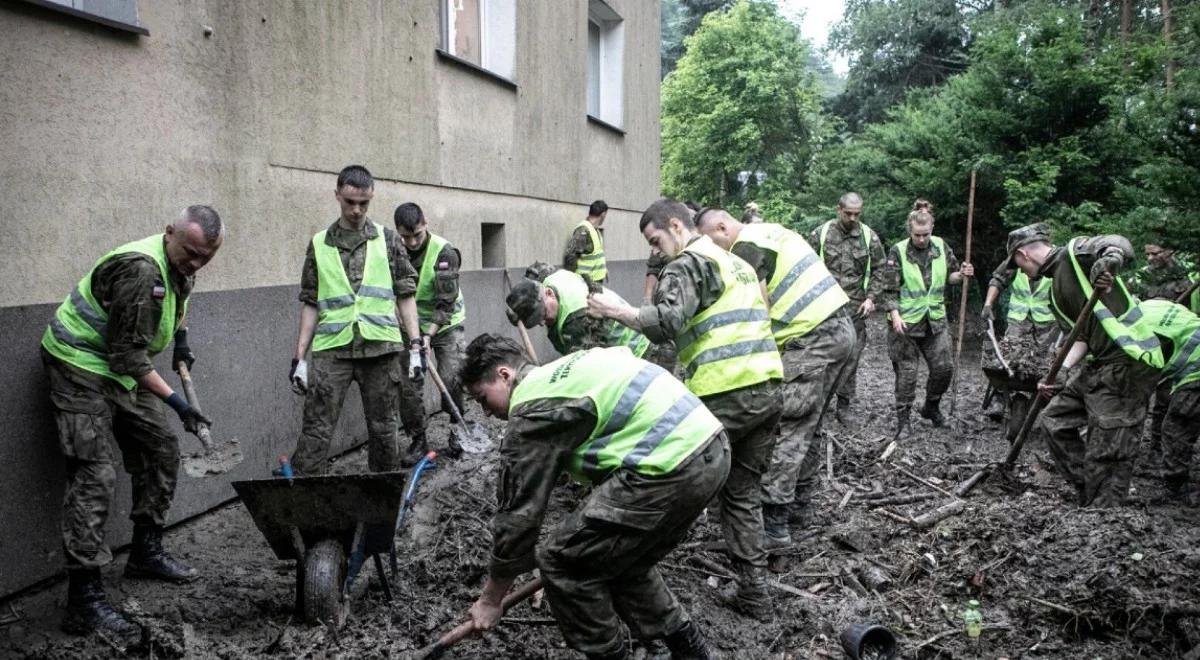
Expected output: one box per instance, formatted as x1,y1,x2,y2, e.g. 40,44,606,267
981,305,995,322
173,328,195,371
165,392,213,434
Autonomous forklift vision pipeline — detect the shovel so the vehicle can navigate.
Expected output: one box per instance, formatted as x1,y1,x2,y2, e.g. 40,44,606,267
426,352,491,454
416,577,545,659
176,362,244,477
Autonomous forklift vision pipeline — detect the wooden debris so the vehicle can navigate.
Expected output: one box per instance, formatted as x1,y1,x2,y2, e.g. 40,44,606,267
910,499,966,529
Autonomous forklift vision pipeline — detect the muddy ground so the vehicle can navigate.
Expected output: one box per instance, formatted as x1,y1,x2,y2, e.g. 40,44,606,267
4,319,1200,659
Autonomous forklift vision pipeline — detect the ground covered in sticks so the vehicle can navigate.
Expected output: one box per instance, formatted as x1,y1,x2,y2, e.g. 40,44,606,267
4,320,1200,659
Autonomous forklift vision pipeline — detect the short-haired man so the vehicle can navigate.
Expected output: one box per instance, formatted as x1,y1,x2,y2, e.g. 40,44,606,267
982,221,1058,346
41,206,224,640
506,266,650,358
880,209,974,438
587,198,783,616
1007,225,1165,506
393,202,467,464
288,165,424,475
460,335,726,660
695,209,855,542
563,200,609,284
810,192,887,424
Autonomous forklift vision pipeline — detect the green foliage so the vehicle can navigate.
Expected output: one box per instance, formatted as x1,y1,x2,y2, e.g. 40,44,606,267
661,0,734,79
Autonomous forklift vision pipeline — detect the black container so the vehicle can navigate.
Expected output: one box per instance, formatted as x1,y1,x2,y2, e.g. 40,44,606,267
839,623,898,660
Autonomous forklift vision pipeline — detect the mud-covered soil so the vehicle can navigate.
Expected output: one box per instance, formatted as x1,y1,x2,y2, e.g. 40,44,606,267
4,319,1200,659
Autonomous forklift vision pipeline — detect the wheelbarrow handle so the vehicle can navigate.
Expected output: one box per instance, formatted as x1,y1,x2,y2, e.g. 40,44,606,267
418,578,545,659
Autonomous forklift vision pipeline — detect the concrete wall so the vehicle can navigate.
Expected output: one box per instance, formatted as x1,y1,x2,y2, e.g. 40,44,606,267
0,0,661,598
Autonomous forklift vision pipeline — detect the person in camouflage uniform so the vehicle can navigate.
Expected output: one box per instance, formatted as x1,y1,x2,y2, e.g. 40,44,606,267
879,206,974,437
641,249,680,373
41,206,224,641
459,335,725,660
287,166,424,476
1009,225,1164,507
393,202,468,464
562,200,609,285
809,192,886,423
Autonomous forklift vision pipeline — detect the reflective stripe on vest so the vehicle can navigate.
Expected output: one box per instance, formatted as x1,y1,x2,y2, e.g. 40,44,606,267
415,233,466,335
896,237,947,324
311,223,403,352
545,270,650,357
40,234,185,390
737,223,849,345
818,220,873,292
1006,271,1055,326
509,346,723,483
676,236,783,397
574,220,607,282
1138,300,1200,392
1050,238,1165,368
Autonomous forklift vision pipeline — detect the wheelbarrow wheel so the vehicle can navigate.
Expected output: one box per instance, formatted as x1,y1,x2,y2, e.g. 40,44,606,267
303,539,347,627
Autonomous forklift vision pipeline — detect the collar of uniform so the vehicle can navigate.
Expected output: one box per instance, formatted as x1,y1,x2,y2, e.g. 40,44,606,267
906,238,940,260
1038,246,1063,279
834,220,862,238
406,232,432,262
325,218,378,250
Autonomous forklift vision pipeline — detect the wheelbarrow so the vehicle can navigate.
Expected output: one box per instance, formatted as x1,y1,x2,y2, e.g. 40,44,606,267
232,472,406,627
982,365,1039,443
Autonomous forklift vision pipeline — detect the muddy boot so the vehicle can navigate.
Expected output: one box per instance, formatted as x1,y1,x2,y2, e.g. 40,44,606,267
400,432,429,467
787,499,813,527
919,398,946,427
62,568,142,643
835,396,851,426
719,562,772,618
443,429,464,459
893,407,911,441
586,636,631,660
124,525,198,583
762,504,791,551
663,621,714,660
1165,472,1192,501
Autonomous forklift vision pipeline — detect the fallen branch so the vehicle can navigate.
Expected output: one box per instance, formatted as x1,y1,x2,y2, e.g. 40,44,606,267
910,499,966,529
894,465,960,500
915,624,1011,650
867,492,939,507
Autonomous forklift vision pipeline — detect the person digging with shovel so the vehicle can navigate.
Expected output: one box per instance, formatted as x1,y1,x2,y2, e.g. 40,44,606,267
40,205,224,643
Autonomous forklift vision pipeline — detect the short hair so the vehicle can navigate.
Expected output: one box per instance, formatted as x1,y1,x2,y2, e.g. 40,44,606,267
908,209,935,227
694,207,730,229
588,200,609,217
838,192,863,208
461,333,529,388
639,198,695,232
394,202,425,231
912,198,934,213
337,165,374,191
179,205,223,242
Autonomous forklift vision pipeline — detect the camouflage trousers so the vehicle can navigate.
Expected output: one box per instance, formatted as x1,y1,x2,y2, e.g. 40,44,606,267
1161,384,1200,481
537,434,729,656
762,312,856,506
1036,360,1158,507
43,350,180,570
1149,378,1173,452
835,310,868,405
291,352,401,475
887,327,953,410
397,326,466,435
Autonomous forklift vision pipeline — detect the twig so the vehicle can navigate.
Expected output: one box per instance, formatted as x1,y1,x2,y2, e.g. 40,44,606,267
893,464,960,500
910,499,966,529
1021,595,1079,617
838,489,854,510
916,624,1011,650
873,508,914,525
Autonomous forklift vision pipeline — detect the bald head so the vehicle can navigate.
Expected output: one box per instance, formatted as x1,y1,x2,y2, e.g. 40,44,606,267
838,192,863,209
694,208,742,250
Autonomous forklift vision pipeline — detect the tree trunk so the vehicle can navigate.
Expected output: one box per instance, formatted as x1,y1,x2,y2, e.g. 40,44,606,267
1164,0,1175,91
1120,0,1132,46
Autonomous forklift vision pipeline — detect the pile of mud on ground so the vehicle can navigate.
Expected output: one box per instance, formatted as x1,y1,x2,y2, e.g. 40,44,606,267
4,319,1200,658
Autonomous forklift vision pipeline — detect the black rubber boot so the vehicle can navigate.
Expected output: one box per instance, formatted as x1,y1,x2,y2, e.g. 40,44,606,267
719,562,772,618
400,432,429,467
919,398,946,427
124,525,198,583
835,396,851,426
893,407,911,441
762,504,791,551
664,621,714,660
62,568,142,644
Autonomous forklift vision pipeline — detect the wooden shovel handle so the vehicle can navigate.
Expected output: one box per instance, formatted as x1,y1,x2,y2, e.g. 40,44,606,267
418,578,545,659
175,362,215,452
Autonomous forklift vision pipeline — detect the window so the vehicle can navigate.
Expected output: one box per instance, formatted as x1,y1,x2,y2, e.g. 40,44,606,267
440,0,516,81
20,0,148,35
480,223,506,268
587,0,624,129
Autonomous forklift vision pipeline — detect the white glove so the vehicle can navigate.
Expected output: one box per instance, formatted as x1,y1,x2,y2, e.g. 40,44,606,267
408,347,425,383
290,358,309,395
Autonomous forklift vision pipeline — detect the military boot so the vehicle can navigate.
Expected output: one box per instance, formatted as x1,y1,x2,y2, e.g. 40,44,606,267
663,621,714,660
835,396,852,426
893,407,912,441
719,562,772,618
62,568,142,643
400,432,429,467
919,398,946,427
1165,472,1192,502
762,504,791,551
586,635,631,660
124,525,198,583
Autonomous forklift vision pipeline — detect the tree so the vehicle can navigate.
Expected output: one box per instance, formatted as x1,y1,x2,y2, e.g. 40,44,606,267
661,0,826,222
661,0,734,79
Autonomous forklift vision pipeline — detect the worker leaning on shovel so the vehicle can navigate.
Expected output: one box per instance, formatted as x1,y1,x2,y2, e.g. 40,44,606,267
1006,224,1165,507
40,206,224,642
459,334,726,660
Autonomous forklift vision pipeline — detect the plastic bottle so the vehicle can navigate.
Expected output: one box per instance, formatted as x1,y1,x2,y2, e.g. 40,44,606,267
963,599,983,639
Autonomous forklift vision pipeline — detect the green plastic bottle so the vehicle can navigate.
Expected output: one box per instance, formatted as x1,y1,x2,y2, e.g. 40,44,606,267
963,600,983,639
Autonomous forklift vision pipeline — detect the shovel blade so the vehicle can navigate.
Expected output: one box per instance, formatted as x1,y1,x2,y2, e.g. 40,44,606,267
182,438,244,478
457,426,492,455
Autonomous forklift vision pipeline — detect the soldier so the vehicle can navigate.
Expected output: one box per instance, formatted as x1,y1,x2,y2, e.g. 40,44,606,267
695,210,855,544
587,198,784,616
1135,300,1200,501
982,223,1058,345
393,202,467,464
563,200,609,285
810,192,886,423
459,335,726,660
641,249,681,373
287,165,424,475
881,206,974,438
505,267,650,357
41,206,224,640
1007,225,1165,507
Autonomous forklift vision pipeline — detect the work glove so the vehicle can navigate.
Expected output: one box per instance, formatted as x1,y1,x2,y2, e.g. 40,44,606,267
290,358,309,395
981,305,995,322
1090,253,1122,290
164,392,214,434
408,340,426,384
172,328,195,371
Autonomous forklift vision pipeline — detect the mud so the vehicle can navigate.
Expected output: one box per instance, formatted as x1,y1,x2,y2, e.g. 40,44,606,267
3,319,1200,659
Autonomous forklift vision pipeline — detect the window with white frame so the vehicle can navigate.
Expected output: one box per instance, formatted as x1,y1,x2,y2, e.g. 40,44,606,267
587,0,624,128
440,0,516,81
